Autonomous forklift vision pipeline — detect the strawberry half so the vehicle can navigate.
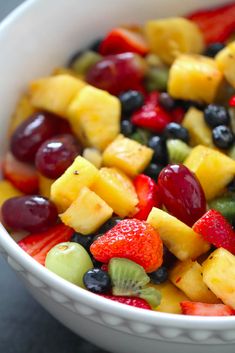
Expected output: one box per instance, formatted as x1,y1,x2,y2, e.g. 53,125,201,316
181,301,235,316
2,152,39,194
18,224,73,265
229,95,235,108
133,174,161,221
100,294,152,310
193,209,235,254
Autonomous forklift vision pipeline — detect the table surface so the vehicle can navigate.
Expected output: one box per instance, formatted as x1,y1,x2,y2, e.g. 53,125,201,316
0,1,107,352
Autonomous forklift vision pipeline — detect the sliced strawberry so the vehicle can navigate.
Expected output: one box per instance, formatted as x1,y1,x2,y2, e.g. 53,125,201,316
229,95,235,108
133,174,161,221
18,224,73,265
2,152,39,194
187,3,235,44
193,209,235,254
181,301,235,316
99,28,149,56
131,105,171,133
100,294,152,310
171,106,185,124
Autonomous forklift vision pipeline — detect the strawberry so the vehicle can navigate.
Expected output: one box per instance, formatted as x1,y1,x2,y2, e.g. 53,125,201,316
171,106,185,124
18,224,73,265
193,209,235,254
181,301,235,316
187,3,235,44
131,105,171,133
90,218,163,273
133,174,161,221
99,28,149,56
100,294,152,310
2,152,39,194
229,95,235,108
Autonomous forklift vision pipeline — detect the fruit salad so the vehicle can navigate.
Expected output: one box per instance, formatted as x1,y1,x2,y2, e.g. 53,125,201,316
2,2,235,317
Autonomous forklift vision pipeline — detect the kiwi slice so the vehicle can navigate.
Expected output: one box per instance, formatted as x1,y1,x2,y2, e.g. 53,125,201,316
209,195,235,224
229,144,235,160
108,258,161,308
167,139,192,164
70,50,102,75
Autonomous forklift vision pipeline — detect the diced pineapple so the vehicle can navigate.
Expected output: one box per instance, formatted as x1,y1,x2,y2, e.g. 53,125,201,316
50,156,98,212
67,86,120,151
182,107,213,147
168,54,223,103
202,248,235,309
103,134,153,177
60,186,113,235
92,167,138,218
38,174,55,199
145,18,204,65
0,180,22,207
216,41,235,88
82,148,102,169
147,208,210,261
8,94,36,135
149,281,189,314
29,74,86,117
170,259,219,303
184,145,235,200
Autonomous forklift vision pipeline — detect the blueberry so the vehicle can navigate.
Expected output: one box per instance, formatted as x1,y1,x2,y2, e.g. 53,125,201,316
204,104,230,128
148,136,168,165
164,122,189,143
144,163,163,180
119,90,144,115
149,266,168,284
212,125,234,149
204,43,225,58
71,233,94,251
227,178,235,192
121,120,136,137
163,244,176,268
83,268,111,294
159,92,176,111
98,217,122,233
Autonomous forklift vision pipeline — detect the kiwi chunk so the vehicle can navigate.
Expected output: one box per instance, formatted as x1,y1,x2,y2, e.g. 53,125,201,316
108,258,161,308
70,50,102,75
209,195,235,224
167,139,192,163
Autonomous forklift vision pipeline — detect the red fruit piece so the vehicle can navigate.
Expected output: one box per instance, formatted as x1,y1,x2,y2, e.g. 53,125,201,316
2,152,39,194
187,3,235,44
90,218,163,273
181,301,235,316
131,105,171,133
193,209,235,254
158,164,206,226
99,28,149,56
100,295,151,310
18,224,73,265
229,95,235,108
171,106,185,124
133,174,161,221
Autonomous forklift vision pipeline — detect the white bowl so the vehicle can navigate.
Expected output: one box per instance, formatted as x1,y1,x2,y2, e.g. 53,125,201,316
0,1,235,352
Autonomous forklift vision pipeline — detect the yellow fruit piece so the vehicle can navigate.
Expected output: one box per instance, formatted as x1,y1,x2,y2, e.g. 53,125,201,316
103,134,153,177
38,174,55,199
0,180,22,207
182,107,213,147
52,67,84,80
29,74,86,117
60,186,113,235
145,17,204,65
92,167,138,218
147,208,210,261
50,156,98,212
150,281,189,314
168,54,223,103
68,86,120,151
170,259,219,303
216,41,235,88
8,94,36,135
184,145,235,200
82,148,102,169
202,248,235,309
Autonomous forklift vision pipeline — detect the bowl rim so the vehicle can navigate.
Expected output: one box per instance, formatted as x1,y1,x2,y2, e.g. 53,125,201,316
1,0,235,330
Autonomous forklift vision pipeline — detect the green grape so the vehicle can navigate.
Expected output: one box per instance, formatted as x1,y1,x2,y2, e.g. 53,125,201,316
71,51,102,75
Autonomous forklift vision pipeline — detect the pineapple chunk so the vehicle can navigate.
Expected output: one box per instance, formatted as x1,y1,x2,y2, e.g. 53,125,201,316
60,186,113,235
103,134,153,177
182,107,213,147
150,281,189,314
92,167,138,218
168,54,223,103
216,41,235,88
184,145,235,200
8,94,36,135
67,86,120,151
202,248,235,309
82,148,102,169
145,18,204,65
147,208,210,261
50,156,98,212
0,180,22,207
170,259,219,303
52,67,84,80
30,74,86,117
38,174,55,199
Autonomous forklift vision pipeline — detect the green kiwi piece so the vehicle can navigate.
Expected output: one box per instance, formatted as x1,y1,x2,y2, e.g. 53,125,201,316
167,139,192,163
228,144,235,160
71,50,102,75
209,195,235,224
145,67,169,92
130,128,152,145
108,258,161,308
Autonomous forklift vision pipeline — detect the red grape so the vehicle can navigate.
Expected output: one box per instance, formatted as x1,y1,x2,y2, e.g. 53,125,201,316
158,164,206,226
2,195,58,233
35,134,81,179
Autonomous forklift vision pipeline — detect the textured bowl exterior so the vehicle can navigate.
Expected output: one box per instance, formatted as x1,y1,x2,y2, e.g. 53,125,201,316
0,1,235,352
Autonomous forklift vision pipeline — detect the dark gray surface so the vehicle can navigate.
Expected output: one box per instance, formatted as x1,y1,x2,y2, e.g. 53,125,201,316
0,1,107,352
